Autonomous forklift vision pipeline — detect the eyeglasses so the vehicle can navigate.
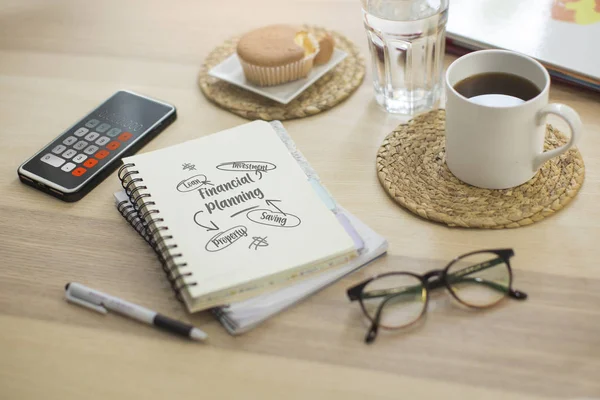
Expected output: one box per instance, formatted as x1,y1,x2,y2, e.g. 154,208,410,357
347,249,528,344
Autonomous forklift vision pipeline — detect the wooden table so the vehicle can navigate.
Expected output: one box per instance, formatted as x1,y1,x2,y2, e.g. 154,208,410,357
1,1,599,398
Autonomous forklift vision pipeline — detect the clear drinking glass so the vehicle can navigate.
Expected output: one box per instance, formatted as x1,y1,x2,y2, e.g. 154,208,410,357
361,0,449,114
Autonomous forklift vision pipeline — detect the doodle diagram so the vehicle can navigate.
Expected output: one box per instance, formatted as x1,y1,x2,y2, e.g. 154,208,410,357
176,160,302,253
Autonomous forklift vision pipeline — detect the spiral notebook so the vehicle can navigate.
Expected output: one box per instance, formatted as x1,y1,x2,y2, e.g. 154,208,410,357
115,191,387,334
117,121,359,313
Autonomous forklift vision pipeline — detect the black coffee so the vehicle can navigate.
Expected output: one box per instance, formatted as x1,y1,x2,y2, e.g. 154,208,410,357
454,72,541,103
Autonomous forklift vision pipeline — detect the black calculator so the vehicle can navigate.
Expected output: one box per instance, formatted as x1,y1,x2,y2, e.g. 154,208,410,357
18,90,176,202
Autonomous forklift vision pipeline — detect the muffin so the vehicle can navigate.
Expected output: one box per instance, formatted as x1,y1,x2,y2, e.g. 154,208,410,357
236,25,319,86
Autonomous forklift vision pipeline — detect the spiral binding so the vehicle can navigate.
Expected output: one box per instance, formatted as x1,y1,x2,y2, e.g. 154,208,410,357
117,163,198,302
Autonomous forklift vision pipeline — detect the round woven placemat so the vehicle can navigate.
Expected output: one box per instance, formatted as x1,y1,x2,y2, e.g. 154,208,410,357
376,109,585,229
197,25,365,121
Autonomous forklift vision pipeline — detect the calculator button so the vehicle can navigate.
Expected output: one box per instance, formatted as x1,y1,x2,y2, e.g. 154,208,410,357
118,132,133,141
61,162,76,172
84,132,100,141
83,145,99,155
96,123,111,133
83,158,98,168
40,153,65,167
73,140,88,150
107,128,121,137
106,141,121,151
85,119,100,128
62,136,77,146
72,167,87,177
74,127,89,137
95,136,110,146
95,150,110,160
72,154,87,163
62,149,77,159
51,144,66,155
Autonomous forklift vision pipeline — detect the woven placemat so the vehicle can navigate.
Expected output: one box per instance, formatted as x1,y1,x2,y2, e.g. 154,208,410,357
197,25,365,121
376,109,585,229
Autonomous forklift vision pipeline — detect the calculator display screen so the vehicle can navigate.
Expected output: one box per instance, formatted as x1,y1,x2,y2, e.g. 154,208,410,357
19,91,175,192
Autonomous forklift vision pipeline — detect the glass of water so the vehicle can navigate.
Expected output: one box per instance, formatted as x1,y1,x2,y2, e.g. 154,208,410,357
361,0,449,114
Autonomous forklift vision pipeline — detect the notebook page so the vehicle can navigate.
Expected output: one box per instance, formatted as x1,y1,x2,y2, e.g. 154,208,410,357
122,121,356,301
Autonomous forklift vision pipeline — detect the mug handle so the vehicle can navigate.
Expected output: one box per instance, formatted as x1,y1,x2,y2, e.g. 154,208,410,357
533,103,583,170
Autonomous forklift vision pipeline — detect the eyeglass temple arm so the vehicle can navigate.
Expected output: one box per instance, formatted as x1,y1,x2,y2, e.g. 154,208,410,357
358,278,526,301
440,277,527,300
365,319,379,344
365,295,396,344
354,258,527,301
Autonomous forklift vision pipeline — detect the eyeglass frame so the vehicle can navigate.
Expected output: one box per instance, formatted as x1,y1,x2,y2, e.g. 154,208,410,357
347,249,528,344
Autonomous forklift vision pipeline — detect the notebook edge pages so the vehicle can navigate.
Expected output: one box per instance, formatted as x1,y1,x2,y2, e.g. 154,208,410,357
217,209,389,334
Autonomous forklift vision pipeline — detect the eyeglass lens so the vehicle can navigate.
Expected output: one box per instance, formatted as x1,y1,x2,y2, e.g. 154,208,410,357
446,252,510,307
361,273,426,328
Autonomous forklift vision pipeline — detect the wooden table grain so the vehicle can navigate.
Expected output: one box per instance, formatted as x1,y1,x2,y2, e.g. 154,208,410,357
1,1,599,399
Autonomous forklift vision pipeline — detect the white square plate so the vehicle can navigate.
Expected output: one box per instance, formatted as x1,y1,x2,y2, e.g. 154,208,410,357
208,49,348,104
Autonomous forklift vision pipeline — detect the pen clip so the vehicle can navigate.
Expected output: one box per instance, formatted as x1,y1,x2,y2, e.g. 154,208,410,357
65,290,108,314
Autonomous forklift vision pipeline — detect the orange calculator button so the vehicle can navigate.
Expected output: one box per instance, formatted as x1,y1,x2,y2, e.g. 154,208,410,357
106,141,121,151
95,150,110,160
118,132,133,141
83,158,98,168
72,167,87,177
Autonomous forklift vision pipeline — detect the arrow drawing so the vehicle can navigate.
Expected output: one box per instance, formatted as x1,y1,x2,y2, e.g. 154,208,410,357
265,199,285,215
193,211,220,231
230,205,259,218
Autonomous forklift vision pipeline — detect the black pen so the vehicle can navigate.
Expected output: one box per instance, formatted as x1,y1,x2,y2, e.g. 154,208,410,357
65,282,208,341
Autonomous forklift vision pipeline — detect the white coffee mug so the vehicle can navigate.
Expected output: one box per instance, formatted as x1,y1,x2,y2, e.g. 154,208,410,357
445,50,582,189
